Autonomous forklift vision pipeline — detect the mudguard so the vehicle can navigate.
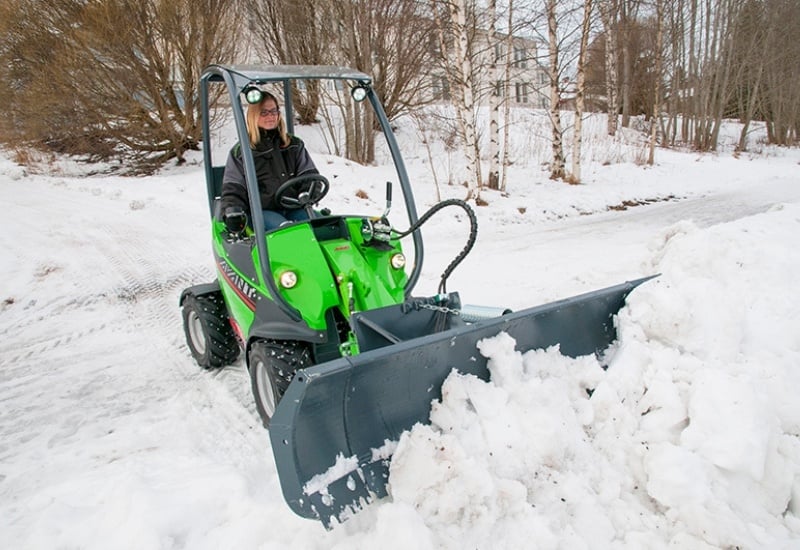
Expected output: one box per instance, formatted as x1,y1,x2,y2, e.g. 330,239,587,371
268,276,655,527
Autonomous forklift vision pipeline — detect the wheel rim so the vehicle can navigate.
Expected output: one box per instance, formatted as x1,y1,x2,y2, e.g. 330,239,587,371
253,358,276,417
187,310,207,355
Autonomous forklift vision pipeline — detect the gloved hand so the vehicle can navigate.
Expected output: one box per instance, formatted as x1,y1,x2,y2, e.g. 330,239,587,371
223,206,247,233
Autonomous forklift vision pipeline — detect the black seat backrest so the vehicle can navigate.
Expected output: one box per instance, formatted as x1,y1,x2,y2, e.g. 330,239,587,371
208,165,226,220
211,165,225,199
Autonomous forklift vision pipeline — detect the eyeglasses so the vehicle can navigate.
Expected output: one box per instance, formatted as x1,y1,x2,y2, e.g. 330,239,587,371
260,108,280,117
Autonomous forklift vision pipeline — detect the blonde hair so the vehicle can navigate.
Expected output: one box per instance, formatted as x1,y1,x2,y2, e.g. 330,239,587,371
245,91,289,148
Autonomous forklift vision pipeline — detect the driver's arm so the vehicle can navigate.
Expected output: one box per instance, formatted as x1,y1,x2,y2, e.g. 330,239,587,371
220,149,249,213
220,149,250,231
292,139,319,178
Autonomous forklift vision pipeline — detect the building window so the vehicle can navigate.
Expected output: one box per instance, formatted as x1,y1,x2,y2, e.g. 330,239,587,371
432,76,450,101
514,45,527,68
429,35,441,58
494,43,504,62
515,82,529,103
494,80,503,97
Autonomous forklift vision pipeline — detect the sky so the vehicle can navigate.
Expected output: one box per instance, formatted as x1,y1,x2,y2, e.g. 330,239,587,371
1,112,800,549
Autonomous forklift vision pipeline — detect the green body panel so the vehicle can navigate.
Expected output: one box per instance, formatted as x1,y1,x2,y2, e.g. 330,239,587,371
344,218,408,303
318,221,407,315
211,216,408,344
266,223,341,331
211,221,260,338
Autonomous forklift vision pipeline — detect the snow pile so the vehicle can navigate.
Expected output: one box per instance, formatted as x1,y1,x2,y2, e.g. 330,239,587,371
376,204,800,549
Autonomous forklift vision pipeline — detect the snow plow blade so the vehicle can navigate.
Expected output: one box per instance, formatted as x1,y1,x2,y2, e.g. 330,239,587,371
268,276,655,527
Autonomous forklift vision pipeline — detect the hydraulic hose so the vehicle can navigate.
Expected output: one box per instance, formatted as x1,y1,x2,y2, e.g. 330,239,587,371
395,198,478,295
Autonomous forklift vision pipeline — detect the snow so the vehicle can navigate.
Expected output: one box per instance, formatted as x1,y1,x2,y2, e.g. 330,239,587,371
303,454,360,497
2,111,800,549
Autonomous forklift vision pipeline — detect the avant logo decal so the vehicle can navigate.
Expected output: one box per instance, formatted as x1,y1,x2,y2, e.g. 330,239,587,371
216,258,260,310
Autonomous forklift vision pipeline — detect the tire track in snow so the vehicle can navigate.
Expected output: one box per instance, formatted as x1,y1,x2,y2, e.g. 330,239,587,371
0,176,282,527
0,321,107,362
0,216,263,467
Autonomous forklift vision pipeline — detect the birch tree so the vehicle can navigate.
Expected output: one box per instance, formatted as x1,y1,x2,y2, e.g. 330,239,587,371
500,0,515,192
662,0,684,145
570,0,594,183
546,0,566,180
487,0,501,190
598,0,620,136
433,0,483,195
486,0,518,193
648,0,663,165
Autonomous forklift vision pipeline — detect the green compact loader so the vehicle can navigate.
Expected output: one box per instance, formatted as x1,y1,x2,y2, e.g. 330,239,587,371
180,64,652,528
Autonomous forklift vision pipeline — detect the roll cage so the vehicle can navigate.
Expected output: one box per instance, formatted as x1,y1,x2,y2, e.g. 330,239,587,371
199,64,425,320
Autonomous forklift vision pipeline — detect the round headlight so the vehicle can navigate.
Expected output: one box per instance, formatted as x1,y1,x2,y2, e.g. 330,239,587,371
243,86,264,105
279,271,298,288
350,85,368,102
390,253,406,269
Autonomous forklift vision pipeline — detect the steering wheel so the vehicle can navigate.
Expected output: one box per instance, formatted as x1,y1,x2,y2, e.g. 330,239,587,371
275,174,330,210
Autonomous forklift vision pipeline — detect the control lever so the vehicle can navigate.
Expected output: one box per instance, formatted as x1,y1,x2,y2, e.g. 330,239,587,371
382,181,392,218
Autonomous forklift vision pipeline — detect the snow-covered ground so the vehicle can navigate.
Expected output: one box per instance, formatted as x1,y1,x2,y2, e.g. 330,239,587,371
1,112,800,549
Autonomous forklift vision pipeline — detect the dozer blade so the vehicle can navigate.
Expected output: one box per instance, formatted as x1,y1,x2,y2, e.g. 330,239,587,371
268,276,655,527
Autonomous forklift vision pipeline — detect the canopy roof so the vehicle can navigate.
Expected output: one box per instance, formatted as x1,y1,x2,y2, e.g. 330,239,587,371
204,64,372,86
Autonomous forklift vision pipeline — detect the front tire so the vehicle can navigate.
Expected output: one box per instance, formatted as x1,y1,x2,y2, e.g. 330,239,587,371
182,293,240,368
249,340,311,428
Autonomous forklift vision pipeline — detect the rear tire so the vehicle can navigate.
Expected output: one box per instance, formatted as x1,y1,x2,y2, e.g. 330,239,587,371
182,293,240,368
249,340,312,428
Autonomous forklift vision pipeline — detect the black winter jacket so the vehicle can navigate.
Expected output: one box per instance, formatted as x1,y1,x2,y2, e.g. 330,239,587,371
220,129,318,213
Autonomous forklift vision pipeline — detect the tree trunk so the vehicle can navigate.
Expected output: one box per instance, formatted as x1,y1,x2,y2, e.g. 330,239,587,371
620,0,632,128
648,0,663,165
665,0,684,147
571,0,593,183
487,0,501,190
434,0,482,194
599,0,619,136
737,62,762,152
500,0,514,193
682,0,698,143
547,0,566,180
